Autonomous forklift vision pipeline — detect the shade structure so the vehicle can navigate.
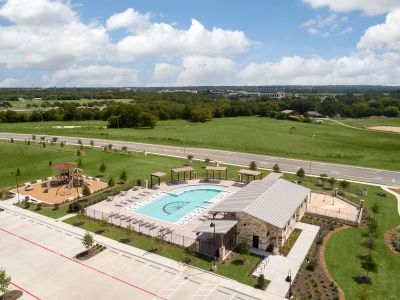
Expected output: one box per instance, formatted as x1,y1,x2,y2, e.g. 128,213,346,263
238,169,262,182
150,171,167,187
205,166,228,180
170,166,194,181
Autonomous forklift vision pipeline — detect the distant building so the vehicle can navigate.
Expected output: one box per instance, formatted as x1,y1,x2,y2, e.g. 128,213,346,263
281,109,297,116
32,97,42,101
306,111,326,118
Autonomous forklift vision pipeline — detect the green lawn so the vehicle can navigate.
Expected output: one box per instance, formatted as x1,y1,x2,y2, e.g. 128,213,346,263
1,116,399,170
325,185,400,300
15,202,70,219
64,215,260,287
0,140,252,190
339,117,400,128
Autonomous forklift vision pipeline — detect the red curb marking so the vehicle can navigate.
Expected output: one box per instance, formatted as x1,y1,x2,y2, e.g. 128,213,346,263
1,228,166,300
10,281,42,300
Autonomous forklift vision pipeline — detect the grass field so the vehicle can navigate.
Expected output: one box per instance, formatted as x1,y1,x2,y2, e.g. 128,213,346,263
325,185,400,300
5,99,131,110
340,117,400,128
64,215,261,287
0,140,256,190
0,116,399,170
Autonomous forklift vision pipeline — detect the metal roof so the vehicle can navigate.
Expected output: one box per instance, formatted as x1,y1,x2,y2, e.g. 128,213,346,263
151,172,167,177
193,219,238,234
211,179,310,229
238,169,262,176
171,167,194,173
205,166,227,171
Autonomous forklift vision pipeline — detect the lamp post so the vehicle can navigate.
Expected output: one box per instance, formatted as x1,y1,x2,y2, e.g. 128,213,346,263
11,170,20,203
210,220,217,271
285,269,292,299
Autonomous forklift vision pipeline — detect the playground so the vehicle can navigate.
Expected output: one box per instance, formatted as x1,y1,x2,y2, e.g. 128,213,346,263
12,162,107,204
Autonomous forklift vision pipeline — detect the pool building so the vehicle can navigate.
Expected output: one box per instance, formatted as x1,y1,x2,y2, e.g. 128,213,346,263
195,178,310,258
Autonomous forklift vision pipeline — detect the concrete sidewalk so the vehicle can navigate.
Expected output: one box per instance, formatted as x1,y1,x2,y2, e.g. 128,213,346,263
254,222,319,298
0,200,282,300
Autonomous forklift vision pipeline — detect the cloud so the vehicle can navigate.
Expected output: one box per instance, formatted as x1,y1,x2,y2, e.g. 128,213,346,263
152,63,182,82
0,0,112,69
303,0,399,16
0,77,20,87
237,52,400,85
302,14,351,37
358,8,400,50
114,18,251,61
43,65,138,87
106,8,150,33
174,56,236,86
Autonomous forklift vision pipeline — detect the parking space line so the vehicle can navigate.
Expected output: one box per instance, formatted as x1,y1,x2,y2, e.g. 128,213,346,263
11,281,41,300
0,228,166,300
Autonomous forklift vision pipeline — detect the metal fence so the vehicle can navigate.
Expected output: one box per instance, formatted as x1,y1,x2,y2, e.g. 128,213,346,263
307,206,358,222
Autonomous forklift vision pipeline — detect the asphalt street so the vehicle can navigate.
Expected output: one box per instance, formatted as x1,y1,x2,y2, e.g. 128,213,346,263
1,132,399,186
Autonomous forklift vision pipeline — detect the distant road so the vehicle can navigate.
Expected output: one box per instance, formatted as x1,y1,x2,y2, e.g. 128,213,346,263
1,132,399,186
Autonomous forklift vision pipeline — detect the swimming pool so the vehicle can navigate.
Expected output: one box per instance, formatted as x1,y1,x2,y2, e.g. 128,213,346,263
128,184,228,224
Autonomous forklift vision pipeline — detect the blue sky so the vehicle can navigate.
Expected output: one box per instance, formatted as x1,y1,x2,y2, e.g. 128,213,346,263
0,0,399,86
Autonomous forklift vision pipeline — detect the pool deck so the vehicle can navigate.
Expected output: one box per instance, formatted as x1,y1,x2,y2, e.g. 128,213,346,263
86,180,244,245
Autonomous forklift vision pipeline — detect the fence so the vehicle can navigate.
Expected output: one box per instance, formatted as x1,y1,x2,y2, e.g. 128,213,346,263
307,206,358,222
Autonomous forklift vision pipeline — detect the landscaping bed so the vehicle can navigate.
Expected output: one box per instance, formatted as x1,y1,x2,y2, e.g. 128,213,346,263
75,243,106,260
0,290,23,300
290,215,343,300
385,227,400,256
280,228,302,257
64,215,262,287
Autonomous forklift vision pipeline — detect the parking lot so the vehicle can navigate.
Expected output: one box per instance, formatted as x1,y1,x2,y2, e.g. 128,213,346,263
0,210,272,300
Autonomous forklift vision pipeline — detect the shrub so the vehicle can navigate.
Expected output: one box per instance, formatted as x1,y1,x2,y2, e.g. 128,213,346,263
272,163,280,173
249,161,257,171
297,168,305,179
185,244,196,256
136,179,142,187
376,191,387,197
257,274,267,290
35,203,42,211
108,177,115,187
182,255,193,265
68,202,82,213
306,259,317,271
82,185,91,196
53,203,59,211
236,241,250,255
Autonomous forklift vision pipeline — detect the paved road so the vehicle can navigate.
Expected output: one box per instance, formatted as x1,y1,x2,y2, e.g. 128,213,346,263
1,132,399,186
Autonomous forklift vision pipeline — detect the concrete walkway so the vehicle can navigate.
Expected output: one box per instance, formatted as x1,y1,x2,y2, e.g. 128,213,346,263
382,186,400,216
253,222,320,298
0,199,282,300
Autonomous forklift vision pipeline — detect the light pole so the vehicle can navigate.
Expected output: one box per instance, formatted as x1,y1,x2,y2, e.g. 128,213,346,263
210,219,217,271
11,170,20,203
285,269,292,299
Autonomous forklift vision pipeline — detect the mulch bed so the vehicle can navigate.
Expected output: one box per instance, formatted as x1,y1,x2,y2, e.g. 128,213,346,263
75,244,106,260
0,290,23,300
384,229,400,257
290,215,343,300
280,228,302,257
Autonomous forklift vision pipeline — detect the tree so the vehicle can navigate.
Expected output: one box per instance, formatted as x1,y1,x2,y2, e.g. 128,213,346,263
52,137,58,143
99,162,107,173
107,144,113,151
138,111,158,128
358,285,370,300
108,177,115,187
371,202,380,220
360,254,377,280
121,146,128,152
0,268,11,295
60,141,65,148
32,135,36,141
319,173,328,183
90,140,94,147
82,185,91,196
82,231,94,252
327,177,337,188
119,170,127,182
249,161,257,171
272,163,280,173
204,158,211,165
383,106,399,117
340,180,350,190
10,137,14,143
15,168,21,177
78,139,83,146
78,159,83,168
76,149,81,157
296,168,305,179
48,160,53,166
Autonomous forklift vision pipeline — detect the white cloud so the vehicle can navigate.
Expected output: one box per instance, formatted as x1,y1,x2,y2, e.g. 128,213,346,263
106,8,150,33
114,18,251,60
152,63,182,81
43,65,138,87
302,14,351,37
175,56,236,86
303,0,399,16
0,0,112,69
237,52,400,85
358,8,400,50
0,77,20,87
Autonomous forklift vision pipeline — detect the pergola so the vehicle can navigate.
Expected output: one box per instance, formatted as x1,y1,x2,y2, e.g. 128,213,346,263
170,166,194,181
238,169,262,182
150,171,167,187
205,166,228,180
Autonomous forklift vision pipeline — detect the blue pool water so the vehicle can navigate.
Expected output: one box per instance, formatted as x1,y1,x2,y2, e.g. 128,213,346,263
135,185,226,223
